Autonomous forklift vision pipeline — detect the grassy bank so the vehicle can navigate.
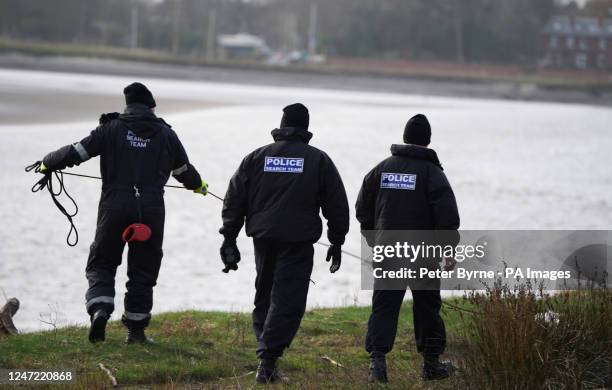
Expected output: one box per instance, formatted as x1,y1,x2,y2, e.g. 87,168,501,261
1,37,611,93
1,286,610,389
1,304,465,389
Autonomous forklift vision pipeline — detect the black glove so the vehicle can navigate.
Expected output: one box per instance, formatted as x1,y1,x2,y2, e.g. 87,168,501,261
220,238,240,273
326,244,342,274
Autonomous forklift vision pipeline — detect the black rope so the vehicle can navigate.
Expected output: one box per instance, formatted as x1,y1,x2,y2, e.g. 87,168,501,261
26,165,365,262
26,162,79,246
59,171,225,201
314,241,365,262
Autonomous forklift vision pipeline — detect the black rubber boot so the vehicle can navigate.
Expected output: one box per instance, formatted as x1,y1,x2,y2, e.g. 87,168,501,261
88,309,109,344
255,359,289,384
368,352,388,383
422,356,454,381
125,327,153,344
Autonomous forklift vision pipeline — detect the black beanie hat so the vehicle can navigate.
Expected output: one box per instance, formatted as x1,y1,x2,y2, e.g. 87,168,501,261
280,103,309,130
124,82,156,108
403,114,431,146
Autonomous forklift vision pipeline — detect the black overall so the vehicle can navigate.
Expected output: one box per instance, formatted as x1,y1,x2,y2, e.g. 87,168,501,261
42,104,202,328
356,144,460,358
221,127,350,359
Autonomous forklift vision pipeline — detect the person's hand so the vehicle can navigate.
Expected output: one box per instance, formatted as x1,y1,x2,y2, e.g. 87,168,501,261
26,160,49,174
326,244,342,274
25,161,52,192
220,238,240,273
39,162,49,174
194,179,208,196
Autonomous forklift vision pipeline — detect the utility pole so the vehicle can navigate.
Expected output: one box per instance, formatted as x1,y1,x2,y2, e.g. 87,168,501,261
130,4,139,50
283,12,299,53
171,0,181,55
77,2,89,43
206,8,217,61
454,0,465,64
308,2,318,57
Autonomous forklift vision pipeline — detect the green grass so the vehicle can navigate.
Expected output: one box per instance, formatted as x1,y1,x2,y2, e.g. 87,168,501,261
2,287,609,389
0,303,466,389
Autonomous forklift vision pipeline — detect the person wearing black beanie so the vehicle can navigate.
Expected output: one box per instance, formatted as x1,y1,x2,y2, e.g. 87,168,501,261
34,82,207,345
280,103,310,130
356,113,459,383
220,103,349,384
124,82,157,109
403,114,431,146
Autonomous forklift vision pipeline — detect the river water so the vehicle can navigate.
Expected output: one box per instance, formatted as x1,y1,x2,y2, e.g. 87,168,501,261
0,68,611,331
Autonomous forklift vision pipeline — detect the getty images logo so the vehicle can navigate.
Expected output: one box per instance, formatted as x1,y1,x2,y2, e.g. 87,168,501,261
264,156,305,173
381,172,417,190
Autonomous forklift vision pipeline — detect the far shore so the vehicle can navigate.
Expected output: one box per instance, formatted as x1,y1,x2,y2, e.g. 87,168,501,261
0,50,611,107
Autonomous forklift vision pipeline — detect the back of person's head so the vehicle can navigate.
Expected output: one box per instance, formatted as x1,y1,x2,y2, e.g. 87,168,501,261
124,82,156,109
280,103,309,130
403,114,431,146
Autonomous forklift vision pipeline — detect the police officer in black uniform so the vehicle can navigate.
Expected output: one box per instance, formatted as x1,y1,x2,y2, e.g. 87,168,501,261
356,114,460,382
38,83,207,344
220,103,350,384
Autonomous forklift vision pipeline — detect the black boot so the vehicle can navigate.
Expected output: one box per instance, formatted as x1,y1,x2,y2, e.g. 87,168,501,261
255,359,288,384
422,355,454,381
368,352,388,383
125,327,153,344
88,309,109,344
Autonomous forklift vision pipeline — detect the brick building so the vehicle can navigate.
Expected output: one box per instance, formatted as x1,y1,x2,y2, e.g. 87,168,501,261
542,15,612,70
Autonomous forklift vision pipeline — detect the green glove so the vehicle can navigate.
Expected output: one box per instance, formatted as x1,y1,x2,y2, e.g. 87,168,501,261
194,179,208,196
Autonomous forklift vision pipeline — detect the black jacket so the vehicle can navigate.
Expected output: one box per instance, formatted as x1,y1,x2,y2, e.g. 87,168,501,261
220,127,350,245
42,104,202,194
355,144,459,231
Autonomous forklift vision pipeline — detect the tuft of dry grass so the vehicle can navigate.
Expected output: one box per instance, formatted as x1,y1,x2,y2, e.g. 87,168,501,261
452,278,611,390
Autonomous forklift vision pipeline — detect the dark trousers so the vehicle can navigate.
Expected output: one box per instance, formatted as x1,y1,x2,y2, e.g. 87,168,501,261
365,288,446,357
85,191,165,328
252,239,314,359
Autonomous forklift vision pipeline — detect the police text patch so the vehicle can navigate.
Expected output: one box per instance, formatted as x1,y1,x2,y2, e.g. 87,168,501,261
264,157,304,173
381,173,417,190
